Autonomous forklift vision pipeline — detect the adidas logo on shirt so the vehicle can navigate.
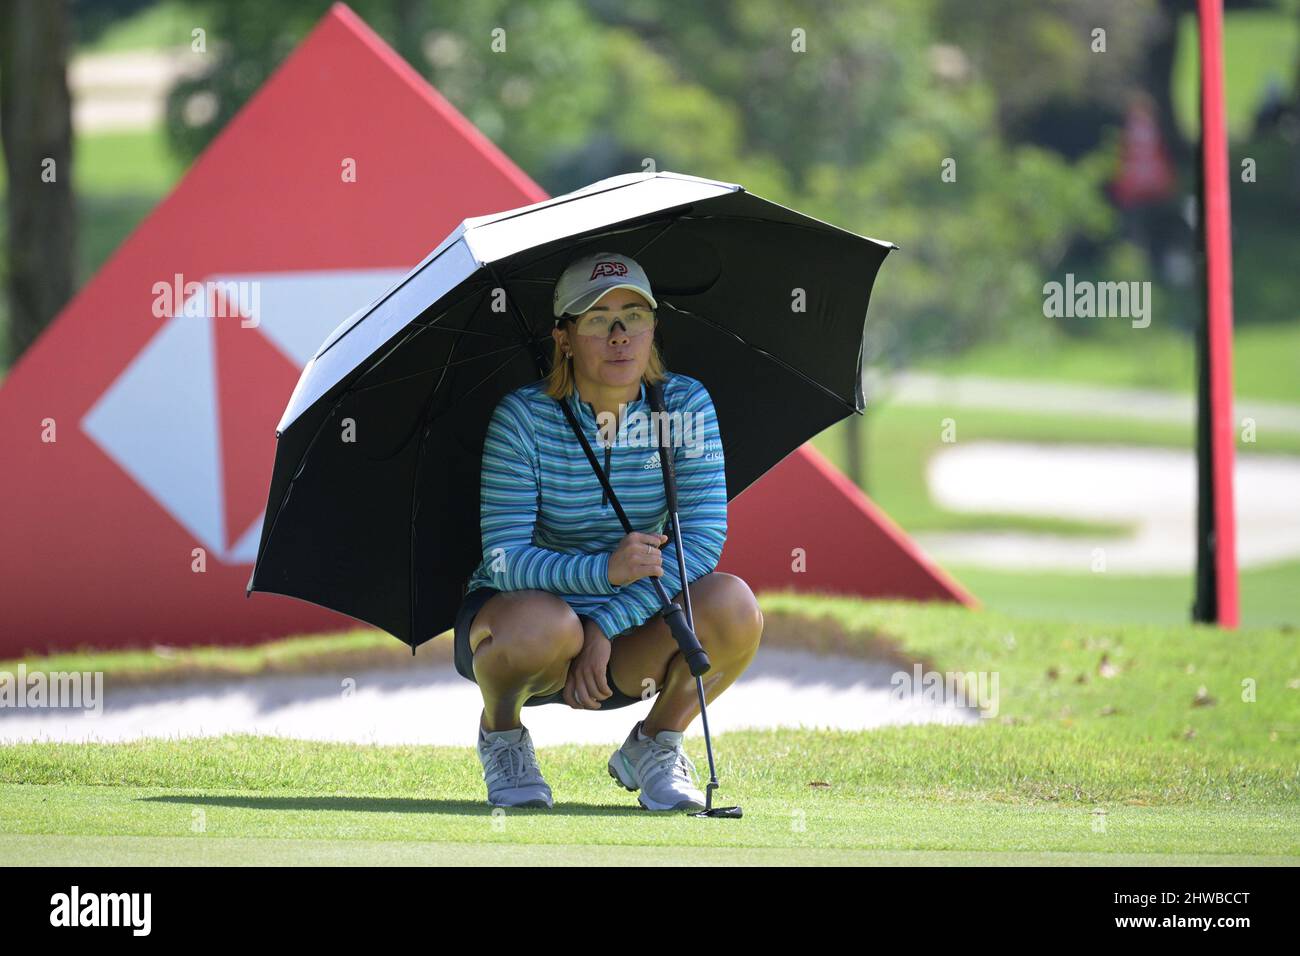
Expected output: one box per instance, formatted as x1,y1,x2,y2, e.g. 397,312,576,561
643,451,660,470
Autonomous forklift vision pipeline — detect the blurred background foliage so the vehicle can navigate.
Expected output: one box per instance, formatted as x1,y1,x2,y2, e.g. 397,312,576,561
3,0,1297,370
152,0,1137,364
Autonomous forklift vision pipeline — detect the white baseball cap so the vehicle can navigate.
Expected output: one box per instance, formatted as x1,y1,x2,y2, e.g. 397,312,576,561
552,251,658,322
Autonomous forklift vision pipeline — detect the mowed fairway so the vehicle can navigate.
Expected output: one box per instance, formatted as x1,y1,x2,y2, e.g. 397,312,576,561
0,739,1295,866
1,596,1297,866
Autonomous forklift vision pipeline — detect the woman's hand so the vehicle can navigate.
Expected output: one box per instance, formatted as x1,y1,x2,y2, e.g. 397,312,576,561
563,618,614,709
607,531,669,587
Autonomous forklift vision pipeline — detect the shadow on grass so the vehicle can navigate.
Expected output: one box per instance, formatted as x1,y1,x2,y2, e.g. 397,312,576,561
139,794,649,816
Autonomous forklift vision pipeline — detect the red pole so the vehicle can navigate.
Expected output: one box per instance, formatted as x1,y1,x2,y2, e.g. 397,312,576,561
1197,0,1239,627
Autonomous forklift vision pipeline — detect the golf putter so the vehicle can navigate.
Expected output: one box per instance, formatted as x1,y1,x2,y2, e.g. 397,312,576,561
554,389,741,818
648,383,741,819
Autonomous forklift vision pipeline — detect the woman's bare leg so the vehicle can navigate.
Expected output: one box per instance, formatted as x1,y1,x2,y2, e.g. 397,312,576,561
468,590,585,731
606,572,763,735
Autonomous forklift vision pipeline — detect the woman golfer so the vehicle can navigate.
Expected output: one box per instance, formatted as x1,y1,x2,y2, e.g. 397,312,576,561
453,250,764,811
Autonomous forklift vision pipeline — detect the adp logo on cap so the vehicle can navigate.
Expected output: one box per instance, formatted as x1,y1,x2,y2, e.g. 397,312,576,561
590,260,629,279
552,250,657,318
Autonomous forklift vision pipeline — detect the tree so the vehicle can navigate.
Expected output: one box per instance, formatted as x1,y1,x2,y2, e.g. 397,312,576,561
0,0,76,366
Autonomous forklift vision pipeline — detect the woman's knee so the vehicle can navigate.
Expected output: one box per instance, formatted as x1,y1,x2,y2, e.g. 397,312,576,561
474,591,584,673
696,573,764,656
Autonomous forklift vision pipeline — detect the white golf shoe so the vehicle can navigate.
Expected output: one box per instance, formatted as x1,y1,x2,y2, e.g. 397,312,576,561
477,720,553,809
607,719,706,811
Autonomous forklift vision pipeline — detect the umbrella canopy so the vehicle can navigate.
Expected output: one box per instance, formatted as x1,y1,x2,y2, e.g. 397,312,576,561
246,170,895,649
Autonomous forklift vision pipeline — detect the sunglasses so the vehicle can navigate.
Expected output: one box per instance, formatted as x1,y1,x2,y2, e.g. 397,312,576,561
563,307,657,338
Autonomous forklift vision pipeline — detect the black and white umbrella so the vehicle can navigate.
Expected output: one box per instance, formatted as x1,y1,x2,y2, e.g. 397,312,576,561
246,170,895,650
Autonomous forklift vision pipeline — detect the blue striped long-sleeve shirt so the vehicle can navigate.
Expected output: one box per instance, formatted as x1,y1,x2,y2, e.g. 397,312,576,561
463,370,728,640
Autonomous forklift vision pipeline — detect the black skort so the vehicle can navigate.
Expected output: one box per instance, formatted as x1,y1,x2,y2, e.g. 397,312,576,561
453,586,645,710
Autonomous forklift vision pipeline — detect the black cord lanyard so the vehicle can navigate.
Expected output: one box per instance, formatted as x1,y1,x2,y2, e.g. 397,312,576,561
554,382,672,536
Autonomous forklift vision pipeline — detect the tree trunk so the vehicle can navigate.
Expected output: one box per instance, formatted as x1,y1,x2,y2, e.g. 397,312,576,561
0,0,75,366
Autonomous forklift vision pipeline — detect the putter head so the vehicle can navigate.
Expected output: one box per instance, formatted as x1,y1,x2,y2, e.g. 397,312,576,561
688,782,743,818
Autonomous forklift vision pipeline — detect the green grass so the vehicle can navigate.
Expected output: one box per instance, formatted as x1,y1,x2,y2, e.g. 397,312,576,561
1,597,1296,864
0,626,407,686
73,127,186,194
74,191,170,283
754,595,1300,756
6,833,1292,866
917,322,1300,403
0,782,1293,865
947,561,1300,631
1173,8,1300,142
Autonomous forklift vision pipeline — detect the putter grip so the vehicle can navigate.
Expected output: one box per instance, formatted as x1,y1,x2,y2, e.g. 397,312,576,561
662,603,710,676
